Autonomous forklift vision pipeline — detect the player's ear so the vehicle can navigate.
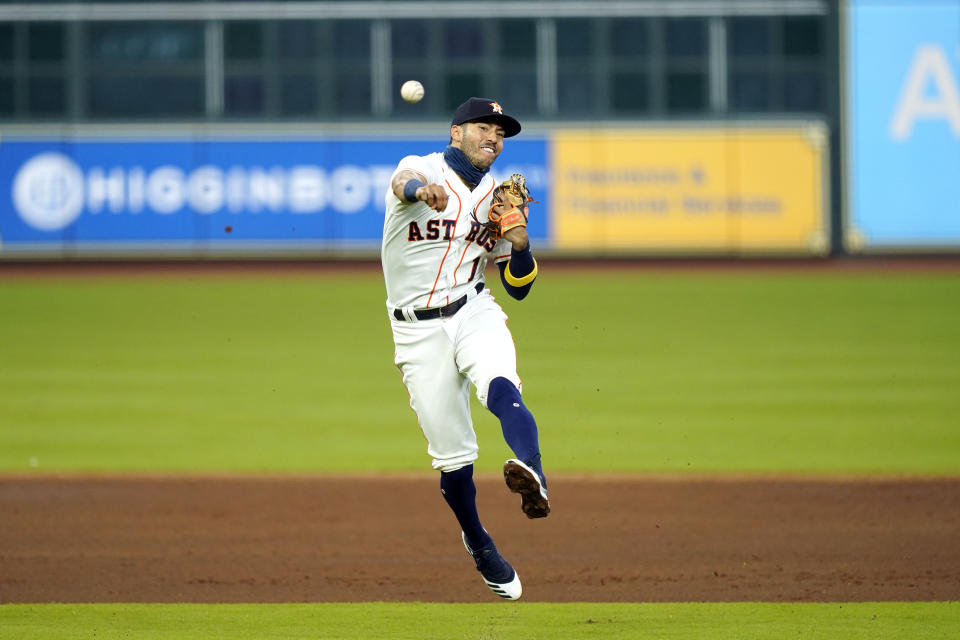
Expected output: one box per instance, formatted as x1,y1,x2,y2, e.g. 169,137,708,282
450,124,463,144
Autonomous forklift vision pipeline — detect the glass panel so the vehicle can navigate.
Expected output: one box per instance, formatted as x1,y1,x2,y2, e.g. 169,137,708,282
336,20,370,60
281,74,317,115
0,25,13,61
444,20,485,59
89,76,203,117
730,71,772,111
392,20,430,61
666,71,707,111
0,77,14,115
729,17,771,57
225,75,265,115
556,19,592,59
500,19,536,60
28,23,65,62
612,72,649,112
556,70,597,113
783,16,823,58
666,19,707,57
497,68,537,115
88,22,204,62
225,22,263,61
279,22,317,60
784,71,823,111
611,18,650,56
444,72,483,111
28,76,66,114
336,70,371,113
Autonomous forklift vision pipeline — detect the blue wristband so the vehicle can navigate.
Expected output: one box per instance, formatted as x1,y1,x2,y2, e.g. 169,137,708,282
403,179,426,203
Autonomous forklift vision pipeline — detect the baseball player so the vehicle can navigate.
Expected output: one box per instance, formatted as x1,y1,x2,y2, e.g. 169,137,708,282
381,97,549,600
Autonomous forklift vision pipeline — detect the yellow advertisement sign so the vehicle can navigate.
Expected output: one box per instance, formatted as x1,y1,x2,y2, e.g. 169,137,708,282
551,127,827,253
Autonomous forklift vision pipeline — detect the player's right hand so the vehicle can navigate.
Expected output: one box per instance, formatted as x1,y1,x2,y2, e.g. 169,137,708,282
416,183,448,212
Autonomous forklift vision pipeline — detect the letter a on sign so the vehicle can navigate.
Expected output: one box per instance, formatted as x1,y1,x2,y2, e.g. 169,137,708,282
890,45,960,140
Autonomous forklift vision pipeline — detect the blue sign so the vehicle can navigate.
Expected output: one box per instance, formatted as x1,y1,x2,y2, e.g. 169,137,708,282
0,136,549,254
848,1,960,248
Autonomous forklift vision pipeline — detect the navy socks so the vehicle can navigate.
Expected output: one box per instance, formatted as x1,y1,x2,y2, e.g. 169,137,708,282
441,378,545,549
487,376,546,487
440,465,491,550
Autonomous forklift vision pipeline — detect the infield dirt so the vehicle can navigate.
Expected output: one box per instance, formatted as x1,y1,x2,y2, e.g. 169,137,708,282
1,474,958,603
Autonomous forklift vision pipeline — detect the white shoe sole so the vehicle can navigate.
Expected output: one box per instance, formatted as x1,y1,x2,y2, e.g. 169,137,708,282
461,532,522,600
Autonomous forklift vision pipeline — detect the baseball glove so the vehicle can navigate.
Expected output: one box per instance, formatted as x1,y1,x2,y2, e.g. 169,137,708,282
476,173,535,238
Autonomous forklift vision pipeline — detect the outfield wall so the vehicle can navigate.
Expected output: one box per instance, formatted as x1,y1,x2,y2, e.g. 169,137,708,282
0,123,828,258
844,0,960,252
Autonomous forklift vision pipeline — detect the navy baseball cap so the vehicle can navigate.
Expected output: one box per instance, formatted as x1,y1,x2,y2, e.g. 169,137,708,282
451,97,522,138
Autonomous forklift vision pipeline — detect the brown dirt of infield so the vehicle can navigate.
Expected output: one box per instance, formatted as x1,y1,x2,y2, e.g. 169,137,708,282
1,474,958,604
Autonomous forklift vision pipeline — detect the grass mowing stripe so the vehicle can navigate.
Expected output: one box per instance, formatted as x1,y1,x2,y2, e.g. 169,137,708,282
1,602,956,640
1,271,958,474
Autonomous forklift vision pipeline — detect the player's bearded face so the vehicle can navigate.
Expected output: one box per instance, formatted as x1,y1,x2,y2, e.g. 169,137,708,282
455,122,504,170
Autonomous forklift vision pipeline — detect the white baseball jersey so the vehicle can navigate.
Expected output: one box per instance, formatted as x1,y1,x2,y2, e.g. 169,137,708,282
381,151,523,472
382,152,511,315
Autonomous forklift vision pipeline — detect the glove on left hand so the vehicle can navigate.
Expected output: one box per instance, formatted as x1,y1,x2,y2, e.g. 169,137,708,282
476,173,535,238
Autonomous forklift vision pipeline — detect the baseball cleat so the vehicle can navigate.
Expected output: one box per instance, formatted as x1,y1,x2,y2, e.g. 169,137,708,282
462,532,522,600
503,458,550,519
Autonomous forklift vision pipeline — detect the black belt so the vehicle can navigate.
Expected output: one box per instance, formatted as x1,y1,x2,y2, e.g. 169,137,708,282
394,281,484,321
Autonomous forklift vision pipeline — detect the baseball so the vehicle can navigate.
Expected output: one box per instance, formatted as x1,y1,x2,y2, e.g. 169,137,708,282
401,80,424,103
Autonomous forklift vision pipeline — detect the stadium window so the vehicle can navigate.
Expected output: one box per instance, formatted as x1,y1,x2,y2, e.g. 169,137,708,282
28,76,66,115
663,19,708,114
225,75,265,116
556,70,598,114
556,18,593,60
336,20,370,61
89,76,204,117
443,71,484,112
280,74,318,116
783,16,823,58
279,22,318,60
730,72,773,111
728,17,772,58
497,68,537,115
336,70,372,113
0,24,13,61
28,22,65,62
225,22,264,61
783,71,823,112
88,22,204,62
612,71,650,113
0,77,13,115
667,71,707,112
611,18,651,56
444,20,485,59
392,20,430,62
499,19,536,60
665,18,707,57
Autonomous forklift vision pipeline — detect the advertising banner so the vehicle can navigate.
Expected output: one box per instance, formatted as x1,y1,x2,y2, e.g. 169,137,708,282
847,0,960,249
1,127,827,257
0,136,548,255
551,128,828,253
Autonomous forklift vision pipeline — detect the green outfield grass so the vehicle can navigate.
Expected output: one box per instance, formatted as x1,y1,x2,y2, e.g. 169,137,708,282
1,267,958,474
1,602,957,640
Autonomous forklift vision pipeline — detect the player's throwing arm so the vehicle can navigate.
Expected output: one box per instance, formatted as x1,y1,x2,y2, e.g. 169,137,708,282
390,170,449,212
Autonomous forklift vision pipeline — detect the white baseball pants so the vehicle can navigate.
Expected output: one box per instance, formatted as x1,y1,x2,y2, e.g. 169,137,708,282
391,289,523,472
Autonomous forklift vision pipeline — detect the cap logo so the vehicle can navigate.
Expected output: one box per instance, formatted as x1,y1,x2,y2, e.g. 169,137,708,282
489,102,503,114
